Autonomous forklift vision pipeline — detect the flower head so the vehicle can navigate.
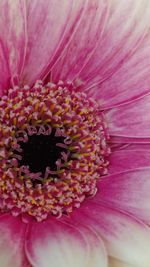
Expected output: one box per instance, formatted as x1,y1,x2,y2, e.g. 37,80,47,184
0,81,110,221
0,1,150,267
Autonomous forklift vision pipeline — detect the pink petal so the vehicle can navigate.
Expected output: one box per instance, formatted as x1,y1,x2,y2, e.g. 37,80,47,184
109,136,150,144
22,0,86,85
78,0,150,108
73,202,150,266
78,226,107,267
25,218,89,267
63,218,108,267
0,0,27,94
52,0,108,83
25,217,107,267
96,168,150,224
0,45,10,95
109,143,150,152
109,149,150,174
94,32,150,109
0,213,28,267
105,94,150,138
119,143,150,151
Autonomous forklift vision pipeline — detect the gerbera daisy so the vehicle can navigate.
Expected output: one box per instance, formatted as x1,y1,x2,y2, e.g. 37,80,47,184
0,0,150,267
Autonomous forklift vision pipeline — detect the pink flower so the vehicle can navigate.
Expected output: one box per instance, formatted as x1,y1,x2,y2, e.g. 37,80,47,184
0,1,150,267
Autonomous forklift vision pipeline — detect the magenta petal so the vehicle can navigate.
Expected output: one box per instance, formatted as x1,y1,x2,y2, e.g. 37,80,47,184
22,0,87,85
109,136,150,144
96,168,150,224
52,0,108,83
109,149,150,174
106,94,150,138
0,0,26,94
73,202,150,266
0,213,28,267
78,0,150,107
118,143,150,151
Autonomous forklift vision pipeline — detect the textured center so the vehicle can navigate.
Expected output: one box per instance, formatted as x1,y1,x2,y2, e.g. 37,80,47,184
0,80,110,222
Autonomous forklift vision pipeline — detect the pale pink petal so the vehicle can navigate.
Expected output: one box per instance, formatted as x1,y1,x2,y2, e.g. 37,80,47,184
52,0,108,83
97,168,150,224
78,0,150,108
73,203,150,266
0,213,28,267
63,219,108,267
22,0,87,85
83,227,107,267
70,223,108,267
0,0,26,94
105,94,150,138
25,219,89,267
109,150,150,174
25,218,107,267
93,33,150,109
109,257,136,267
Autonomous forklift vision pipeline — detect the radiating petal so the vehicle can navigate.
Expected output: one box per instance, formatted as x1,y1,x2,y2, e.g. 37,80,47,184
25,219,90,267
63,219,108,267
120,143,150,151
109,143,150,152
97,168,150,224
109,136,150,144
85,228,107,267
109,150,150,174
78,0,150,108
22,0,87,85
121,143,150,151
0,214,27,267
0,0,26,94
106,94,150,138
26,217,108,267
73,203,150,266
0,45,10,95
22,0,72,84
52,0,108,83
94,32,150,109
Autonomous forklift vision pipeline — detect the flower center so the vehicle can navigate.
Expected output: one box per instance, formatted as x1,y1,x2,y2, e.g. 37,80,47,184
0,80,110,222
17,127,67,179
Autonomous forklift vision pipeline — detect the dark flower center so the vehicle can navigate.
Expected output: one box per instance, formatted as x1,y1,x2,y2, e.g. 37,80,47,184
17,128,66,177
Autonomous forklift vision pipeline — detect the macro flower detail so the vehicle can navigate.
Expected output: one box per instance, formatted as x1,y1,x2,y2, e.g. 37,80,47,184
0,81,110,221
0,1,150,267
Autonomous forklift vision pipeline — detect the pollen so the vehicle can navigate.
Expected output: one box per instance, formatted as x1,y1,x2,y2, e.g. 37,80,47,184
0,80,110,222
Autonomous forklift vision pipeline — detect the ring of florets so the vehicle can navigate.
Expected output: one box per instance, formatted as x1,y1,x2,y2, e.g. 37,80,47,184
0,80,110,222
